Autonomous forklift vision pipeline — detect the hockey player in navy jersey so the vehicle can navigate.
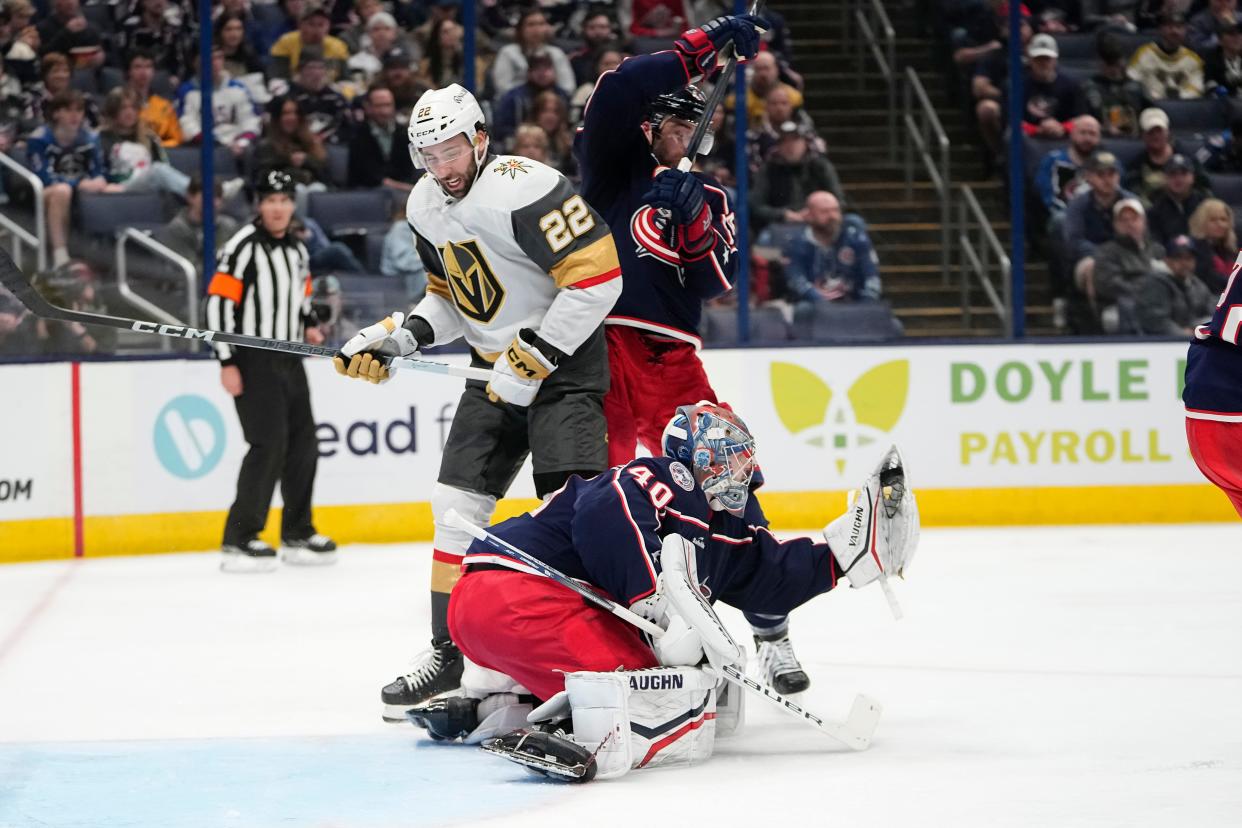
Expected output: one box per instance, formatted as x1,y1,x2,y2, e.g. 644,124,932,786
1184,250,1242,517
407,403,920,781
573,13,814,695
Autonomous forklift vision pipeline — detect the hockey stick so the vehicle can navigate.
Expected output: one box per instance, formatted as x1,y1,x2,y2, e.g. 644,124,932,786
444,508,882,751
0,249,492,382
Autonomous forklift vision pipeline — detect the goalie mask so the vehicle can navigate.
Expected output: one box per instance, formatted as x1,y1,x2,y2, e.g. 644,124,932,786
648,85,714,155
407,83,489,193
661,403,756,516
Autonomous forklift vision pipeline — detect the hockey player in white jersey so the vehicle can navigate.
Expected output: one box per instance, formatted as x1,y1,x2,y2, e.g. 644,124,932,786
332,83,622,720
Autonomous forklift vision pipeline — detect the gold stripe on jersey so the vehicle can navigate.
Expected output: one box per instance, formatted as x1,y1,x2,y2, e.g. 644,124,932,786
549,234,622,289
441,239,506,323
427,271,452,301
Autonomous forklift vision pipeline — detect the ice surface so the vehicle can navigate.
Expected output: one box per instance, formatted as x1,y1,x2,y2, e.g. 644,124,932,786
1,525,1240,827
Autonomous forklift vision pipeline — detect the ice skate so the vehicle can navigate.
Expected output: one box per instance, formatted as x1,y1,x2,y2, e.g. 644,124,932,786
380,638,464,722
220,539,278,573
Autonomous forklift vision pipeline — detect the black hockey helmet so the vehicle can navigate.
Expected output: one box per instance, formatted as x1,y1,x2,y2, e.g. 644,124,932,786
648,85,713,154
255,168,295,198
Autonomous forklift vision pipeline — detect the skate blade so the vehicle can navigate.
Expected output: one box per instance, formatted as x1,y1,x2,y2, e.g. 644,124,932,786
480,740,590,781
220,554,278,574
280,547,338,566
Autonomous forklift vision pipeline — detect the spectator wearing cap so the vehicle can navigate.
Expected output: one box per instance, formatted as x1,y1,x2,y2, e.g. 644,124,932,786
1204,18,1242,96
377,47,428,114
346,85,416,192
37,0,104,66
493,50,570,146
1091,198,1165,330
175,46,261,158
345,11,401,85
569,11,618,87
1188,198,1237,292
1128,13,1205,100
980,34,1086,152
491,8,576,98
733,51,804,129
117,0,192,84
217,12,265,78
270,5,349,81
157,175,242,278
1061,150,1137,302
748,84,824,170
749,120,846,232
1036,115,1102,216
781,191,882,318
1189,0,1238,53
1125,107,1211,200
1147,153,1210,246
125,49,182,147
1135,234,1217,334
1083,30,1154,137
290,47,351,144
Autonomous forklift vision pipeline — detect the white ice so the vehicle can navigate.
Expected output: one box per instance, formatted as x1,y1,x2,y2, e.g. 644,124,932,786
1,525,1240,828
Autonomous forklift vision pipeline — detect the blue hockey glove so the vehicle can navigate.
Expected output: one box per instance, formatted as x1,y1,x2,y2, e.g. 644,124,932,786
643,169,715,258
675,14,768,78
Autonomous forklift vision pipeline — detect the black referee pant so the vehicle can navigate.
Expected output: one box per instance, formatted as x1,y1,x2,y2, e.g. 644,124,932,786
222,350,319,546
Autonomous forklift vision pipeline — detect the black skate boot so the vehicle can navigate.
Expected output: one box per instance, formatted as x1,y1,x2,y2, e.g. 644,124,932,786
220,538,278,573
280,533,338,566
754,631,811,694
482,729,597,783
380,638,464,722
407,696,480,740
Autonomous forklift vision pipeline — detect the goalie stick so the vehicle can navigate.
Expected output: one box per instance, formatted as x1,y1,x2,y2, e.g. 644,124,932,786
444,508,882,751
0,249,491,382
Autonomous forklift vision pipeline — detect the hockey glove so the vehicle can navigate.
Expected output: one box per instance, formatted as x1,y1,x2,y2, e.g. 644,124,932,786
333,311,429,384
643,169,715,259
675,14,768,79
823,445,921,589
486,328,560,407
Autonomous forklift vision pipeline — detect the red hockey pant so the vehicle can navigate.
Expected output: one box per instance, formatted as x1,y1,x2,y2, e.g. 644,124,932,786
603,326,721,466
448,569,658,701
1186,418,1242,518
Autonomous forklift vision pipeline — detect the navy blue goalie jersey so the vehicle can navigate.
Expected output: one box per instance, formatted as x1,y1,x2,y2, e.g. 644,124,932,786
462,457,841,618
574,51,738,348
1184,249,1242,420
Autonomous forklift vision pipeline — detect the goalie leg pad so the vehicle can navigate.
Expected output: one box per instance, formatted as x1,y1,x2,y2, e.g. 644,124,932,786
565,666,718,780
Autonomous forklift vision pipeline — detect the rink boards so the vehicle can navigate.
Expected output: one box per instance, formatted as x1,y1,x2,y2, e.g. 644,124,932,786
0,340,1233,560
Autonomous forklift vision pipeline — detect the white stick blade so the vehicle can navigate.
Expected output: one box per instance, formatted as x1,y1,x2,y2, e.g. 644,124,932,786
839,694,883,751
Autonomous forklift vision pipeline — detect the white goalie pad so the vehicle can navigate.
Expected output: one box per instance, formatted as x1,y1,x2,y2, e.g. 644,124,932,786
661,534,744,671
565,666,718,780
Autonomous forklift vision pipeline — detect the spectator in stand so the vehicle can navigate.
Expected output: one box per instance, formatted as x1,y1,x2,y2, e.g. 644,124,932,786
37,0,104,63
1135,234,1217,333
307,275,359,347
290,47,351,144
28,261,113,355
252,0,303,58
1189,0,1237,53
511,123,549,162
270,5,349,81
628,0,689,38
126,49,182,147
1092,198,1165,331
1062,150,1137,307
380,204,427,300
570,47,625,124
491,9,576,98
413,0,463,54
528,89,576,177
1037,115,1102,216
117,0,191,84
99,87,194,198
176,46,261,160
1147,154,1209,246
217,12,264,78
749,84,824,169
378,47,427,114
1188,198,1237,291
345,11,405,86
1202,114,1242,170
347,85,416,191
1125,107,1210,200
255,95,330,216
419,18,490,91
1083,30,1154,137
1080,0,1156,32
749,120,845,232
569,11,617,86
1009,35,1086,141
0,56,32,152
782,191,881,321
1204,19,1242,96
5,2,40,88
735,50,803,128
158,175,241,278
36,52,99,128
1128,13,1205,100
953,0,1023,67
972,22,1040,153
493,50,569,146
27,91,111,267
339,0,383,52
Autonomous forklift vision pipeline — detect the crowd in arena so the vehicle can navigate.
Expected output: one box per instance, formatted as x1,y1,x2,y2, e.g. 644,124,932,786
0,0,893,356
940,0,1241,335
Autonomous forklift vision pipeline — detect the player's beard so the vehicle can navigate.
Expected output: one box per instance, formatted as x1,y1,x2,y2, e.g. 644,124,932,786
438,157,479,199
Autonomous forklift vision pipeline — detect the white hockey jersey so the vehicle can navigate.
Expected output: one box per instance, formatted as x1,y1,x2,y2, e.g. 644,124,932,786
406,154,621,359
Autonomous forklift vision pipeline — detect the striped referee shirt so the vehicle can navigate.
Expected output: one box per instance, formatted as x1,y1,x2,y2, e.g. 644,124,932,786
205,222,313,365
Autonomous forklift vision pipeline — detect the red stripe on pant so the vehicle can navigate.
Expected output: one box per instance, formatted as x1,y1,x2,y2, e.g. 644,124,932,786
448,569,658,701
1186,418,1242,518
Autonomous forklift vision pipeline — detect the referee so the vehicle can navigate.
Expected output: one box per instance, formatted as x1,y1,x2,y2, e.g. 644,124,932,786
206,169,337,572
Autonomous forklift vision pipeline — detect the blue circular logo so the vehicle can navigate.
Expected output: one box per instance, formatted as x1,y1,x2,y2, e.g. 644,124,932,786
153,395,226,479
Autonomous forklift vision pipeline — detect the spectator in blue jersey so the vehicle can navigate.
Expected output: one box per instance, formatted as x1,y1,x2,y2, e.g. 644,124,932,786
492,50,570,147
250,0,303,61
176,46,261,160
1147,154,1209,247
782,192,881,321
27,90,111,267
1036,114,1102,216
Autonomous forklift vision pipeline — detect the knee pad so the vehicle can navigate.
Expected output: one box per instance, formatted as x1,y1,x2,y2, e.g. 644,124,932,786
431,483,496,557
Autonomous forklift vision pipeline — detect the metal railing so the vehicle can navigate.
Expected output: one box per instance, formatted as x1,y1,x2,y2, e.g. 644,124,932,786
115,228,199,352
902,66,951,281
0,152,46,272
854,0,897,161
957,185,1012,337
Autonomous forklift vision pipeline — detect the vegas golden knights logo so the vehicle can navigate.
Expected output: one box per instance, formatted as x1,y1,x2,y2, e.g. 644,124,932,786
440,239,504,322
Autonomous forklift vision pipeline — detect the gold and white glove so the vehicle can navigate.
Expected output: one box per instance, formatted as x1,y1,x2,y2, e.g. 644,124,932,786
486,328,559,406
332,311,421,385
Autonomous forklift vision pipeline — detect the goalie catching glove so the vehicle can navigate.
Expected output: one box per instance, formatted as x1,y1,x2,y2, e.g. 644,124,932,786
824,444,920,589
486,328,561,407
333,311,434,384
